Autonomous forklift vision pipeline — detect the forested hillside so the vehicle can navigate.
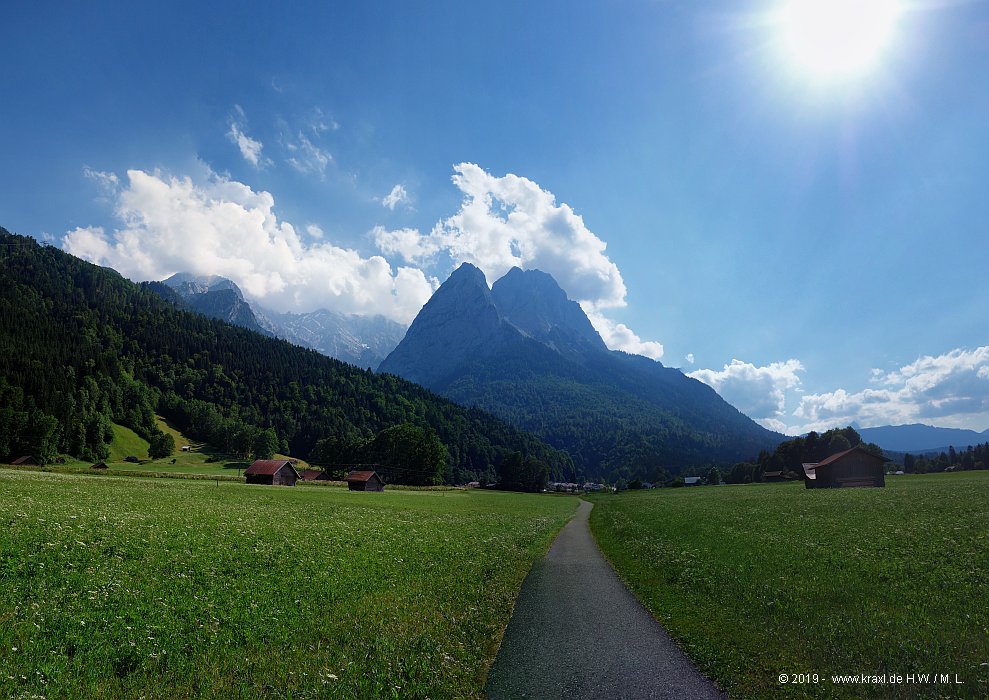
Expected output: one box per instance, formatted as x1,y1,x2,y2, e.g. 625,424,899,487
0,229,572,483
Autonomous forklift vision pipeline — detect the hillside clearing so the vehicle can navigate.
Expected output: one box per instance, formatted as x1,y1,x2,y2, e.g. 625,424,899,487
0,470,576,699
589,473,989,698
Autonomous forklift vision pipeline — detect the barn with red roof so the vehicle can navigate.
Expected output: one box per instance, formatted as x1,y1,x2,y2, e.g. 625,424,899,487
244,459,300,486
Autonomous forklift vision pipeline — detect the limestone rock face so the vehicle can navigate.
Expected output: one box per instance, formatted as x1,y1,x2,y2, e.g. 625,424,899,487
378,263,516,386
491,267,608,359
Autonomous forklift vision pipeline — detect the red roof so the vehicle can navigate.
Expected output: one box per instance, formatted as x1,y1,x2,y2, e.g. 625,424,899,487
345,470,380,483
300,469,327,481
244,459,298,476
11,456,36,465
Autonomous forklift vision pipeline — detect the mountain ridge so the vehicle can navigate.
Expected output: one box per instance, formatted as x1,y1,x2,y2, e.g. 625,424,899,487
857,423,989,453
156,272,405,368
380,263,783,480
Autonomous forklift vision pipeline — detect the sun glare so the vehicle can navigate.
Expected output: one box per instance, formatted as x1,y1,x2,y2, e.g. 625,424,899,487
776,0,903,81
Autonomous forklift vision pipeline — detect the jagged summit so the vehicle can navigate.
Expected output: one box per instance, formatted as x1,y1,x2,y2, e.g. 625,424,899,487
491,267,607,357
153,271,405,368
163,272,243,299
378,262,511,387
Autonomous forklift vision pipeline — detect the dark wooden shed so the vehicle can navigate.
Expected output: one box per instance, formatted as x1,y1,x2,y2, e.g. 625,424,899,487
763,470,785,482
91,462,108,470
803,446,887,489
11,456,38,466
245,459,299,486
300,468,330,482
345,470,384,492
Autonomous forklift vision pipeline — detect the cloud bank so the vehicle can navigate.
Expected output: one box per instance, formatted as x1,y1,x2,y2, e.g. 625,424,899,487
63,169,435,323
688,359,804,430
794,347,989,432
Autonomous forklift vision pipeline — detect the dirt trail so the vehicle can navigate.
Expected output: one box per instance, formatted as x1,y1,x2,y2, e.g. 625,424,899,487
485,500,726,699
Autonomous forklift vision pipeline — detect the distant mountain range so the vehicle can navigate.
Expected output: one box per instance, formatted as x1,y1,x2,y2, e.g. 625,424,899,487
856,424,989,453
379,263,783,480
149,273,406,369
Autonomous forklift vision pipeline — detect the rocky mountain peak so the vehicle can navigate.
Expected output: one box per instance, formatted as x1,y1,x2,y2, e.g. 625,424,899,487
491,266,607,355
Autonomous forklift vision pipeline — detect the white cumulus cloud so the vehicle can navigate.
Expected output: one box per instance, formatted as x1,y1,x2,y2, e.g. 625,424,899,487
63,168,435,323
372,163,663,358
381,184,410,210
794,347,989,432
688,359,805,425
226,106,268,168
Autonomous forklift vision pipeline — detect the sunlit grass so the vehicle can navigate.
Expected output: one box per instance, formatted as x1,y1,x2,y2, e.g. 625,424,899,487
589,473,989,698
0,470,576,698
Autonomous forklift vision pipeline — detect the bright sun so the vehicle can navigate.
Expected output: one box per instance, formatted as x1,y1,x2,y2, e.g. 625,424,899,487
776,0,903,81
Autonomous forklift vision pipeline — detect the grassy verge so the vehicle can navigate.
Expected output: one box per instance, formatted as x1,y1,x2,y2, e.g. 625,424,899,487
0,470,576,699
589,473,989,698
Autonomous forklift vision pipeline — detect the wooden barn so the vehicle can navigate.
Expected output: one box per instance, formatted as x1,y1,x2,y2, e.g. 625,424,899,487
763,470,786,482
802,446,887,489
299,468,330,482
244,459,299,486
345,470,384,492
91,462,108,470
10,456,38,466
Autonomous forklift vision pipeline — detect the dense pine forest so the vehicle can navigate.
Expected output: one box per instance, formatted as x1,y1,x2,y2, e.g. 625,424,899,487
0,229,572,483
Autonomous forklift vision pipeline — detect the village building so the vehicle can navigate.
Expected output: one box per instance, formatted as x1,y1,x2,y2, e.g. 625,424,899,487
299,468,330,482
244,459,299,486
10,456,38,466
345,470,384,492
802,446,887,489
762,470,786,482
683,476,702,486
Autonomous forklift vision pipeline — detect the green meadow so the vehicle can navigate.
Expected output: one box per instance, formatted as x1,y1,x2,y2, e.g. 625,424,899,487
0,470,576,699
590,473,989,698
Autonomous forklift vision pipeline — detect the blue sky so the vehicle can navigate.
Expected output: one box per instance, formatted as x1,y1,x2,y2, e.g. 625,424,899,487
2,0,988,434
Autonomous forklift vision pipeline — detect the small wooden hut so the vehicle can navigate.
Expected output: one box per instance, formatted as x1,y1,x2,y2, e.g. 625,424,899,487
803,446,887,489
91,462,109,470
244,459,299,486
11,456,38,466
300,468,330,482
345,470,384,492
763,470,785,482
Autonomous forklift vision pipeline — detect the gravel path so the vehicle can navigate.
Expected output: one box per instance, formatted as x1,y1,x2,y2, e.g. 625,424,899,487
485,499,726,699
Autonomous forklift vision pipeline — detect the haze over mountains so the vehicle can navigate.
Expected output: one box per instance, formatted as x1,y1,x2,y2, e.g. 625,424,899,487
153,273,406,369
380,263,783,480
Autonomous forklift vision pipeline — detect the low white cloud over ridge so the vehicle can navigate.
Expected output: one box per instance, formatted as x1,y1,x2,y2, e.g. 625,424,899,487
65,163,665,359
373,163,664,359
794,347,989,432
688,359,804,428
63,168,436,324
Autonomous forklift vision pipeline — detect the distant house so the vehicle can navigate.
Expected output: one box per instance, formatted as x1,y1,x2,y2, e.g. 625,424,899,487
763,470,785,482
802,446,887,489
10,456,37,466
244,459,299,486
299,468,330,482
345,470,384,492
683,476,702,486
91,462,108,470
465,481,481,488
181,445,191,452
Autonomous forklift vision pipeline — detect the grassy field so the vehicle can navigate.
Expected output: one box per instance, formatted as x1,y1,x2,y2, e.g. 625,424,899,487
589,473,989,698
107,422,150,462
0,470,577,699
